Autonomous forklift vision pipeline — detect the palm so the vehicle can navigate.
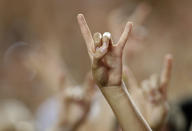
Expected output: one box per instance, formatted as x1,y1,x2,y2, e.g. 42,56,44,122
93,48,122,87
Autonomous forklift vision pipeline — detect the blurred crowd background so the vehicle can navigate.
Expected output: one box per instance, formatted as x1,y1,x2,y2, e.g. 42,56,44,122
0,0,192,130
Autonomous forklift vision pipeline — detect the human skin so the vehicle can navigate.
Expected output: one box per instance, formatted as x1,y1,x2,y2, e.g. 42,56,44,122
108,2,151,60
56,72,96,131
109,4,173,129
77,13,151,131
123,54,173,130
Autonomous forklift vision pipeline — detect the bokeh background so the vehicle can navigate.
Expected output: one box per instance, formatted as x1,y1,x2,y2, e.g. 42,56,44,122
0,0,192,130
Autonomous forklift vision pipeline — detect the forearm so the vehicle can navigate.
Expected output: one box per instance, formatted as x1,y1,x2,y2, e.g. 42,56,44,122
99,82,151,131
77,12,150,131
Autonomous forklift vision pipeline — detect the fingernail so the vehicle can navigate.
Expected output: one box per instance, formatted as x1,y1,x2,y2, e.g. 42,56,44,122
103,32,111,45
103,32,111,39
93,32,102,47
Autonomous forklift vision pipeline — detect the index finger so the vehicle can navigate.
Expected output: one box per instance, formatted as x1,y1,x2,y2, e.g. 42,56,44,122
77,14,95,53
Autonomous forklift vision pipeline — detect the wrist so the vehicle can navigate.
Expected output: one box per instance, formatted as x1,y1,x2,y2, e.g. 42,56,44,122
98,81,122,89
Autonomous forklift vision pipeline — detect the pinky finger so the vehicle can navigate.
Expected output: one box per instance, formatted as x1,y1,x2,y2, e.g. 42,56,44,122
160,54,173,96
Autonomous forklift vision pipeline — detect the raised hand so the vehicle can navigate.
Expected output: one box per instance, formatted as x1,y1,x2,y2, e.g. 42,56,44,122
77,14,152,131
77,14,132,87
123,54,173,130
57,72,96,131
108,2,151,59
